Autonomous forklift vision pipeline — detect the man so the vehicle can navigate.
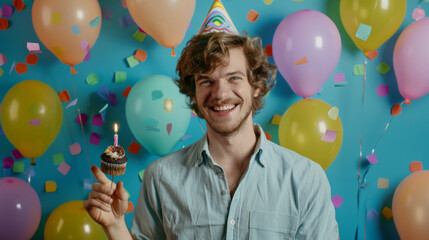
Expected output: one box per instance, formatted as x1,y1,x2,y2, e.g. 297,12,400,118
84,30,339,239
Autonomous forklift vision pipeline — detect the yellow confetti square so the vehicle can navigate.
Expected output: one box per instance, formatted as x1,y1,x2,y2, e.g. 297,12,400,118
52,46,64,56
51,12,62,24
45,181,57,193
377,178,389,189
271,114,282,125
381,206,392,220
328,107,339,120
213,20,221,27
0,68,3,77
164,98,173,112
264,0,273,5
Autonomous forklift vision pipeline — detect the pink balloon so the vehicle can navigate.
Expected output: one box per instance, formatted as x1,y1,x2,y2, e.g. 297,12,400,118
273,9,341,98
0,177,41,240
393,18,429,102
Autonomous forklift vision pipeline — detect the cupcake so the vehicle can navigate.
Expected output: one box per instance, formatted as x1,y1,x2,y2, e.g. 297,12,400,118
100,146,127,175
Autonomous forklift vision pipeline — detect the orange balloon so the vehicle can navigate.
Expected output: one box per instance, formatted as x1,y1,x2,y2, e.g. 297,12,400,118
392,171,429,239
32,0,102,66
126,0,195,52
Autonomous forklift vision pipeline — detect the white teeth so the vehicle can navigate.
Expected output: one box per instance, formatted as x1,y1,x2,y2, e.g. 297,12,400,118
213,105,234,111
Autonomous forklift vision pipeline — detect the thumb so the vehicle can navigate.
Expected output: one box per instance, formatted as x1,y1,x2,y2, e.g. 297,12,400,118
115,181,128,201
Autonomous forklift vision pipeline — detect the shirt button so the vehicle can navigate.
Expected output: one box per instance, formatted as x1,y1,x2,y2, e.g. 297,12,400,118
221,190,227,195
230,219,235,225
261,159,266,164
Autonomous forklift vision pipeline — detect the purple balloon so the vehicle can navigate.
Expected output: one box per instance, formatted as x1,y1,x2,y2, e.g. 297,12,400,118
393,18,429,102
273,9,341,98
0,177,41,240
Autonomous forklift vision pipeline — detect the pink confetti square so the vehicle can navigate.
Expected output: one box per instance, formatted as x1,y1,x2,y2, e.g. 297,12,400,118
366,153,378,164
12,149,23,160
191,112,197,117
181,135,191,141
108,93,117,106
167,123,172,136
75,113,88,125
66,98,78,108
29,119,41,126
413,8,425,21
376,84,389,97
0,53,7,66
27,42,40,52
83,51,90,61
69,143,81,155
89,132,100,145
80,39,90,52
57,162,71,175
2,5,13,18
333,73,345,84
92,114,104,126
138,28,146,34
332,195,343,208
321,130,337,143
3,156,14,168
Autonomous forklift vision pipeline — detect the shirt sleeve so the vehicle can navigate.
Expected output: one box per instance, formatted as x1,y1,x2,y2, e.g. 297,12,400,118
130,162,167,240
295,162,339,240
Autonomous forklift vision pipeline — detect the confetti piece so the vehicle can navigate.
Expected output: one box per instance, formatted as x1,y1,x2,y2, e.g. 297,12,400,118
271,114,282,125
12,149,23,160
366,153,378,164
121,0,127,8
138,28,146,34
52,153,64,165
80,39,90,52
126,55,139,68
334,73,345,84
152,90,163,100
83,51,90,61
264,132,272,141
51,12,62,24
128,141,142,154
75,113,88,125
92,114,104,126
15,62,27,74
134,49,147,62
3,157,14,168
366,209,379,221
83,178,93,190
292,0,303,2
191,111,197,117
25,54,38,65
265,45,272,57
123,86,132,97
108,93,117,106
98,86,109,100
99,104,108,113
355,23,372,41
376,62,390,75
147,125,160,132
332,195,343,208
57,161,71,175
328,107,339,120
66,98,78,108
247,10,259,23
381,206,392,220
181,135,191,141
364,49,378,60
52,46,64,56
2,5,12,18
294,57,308,65
0,18,8,30
27,42,40,53
12,0,25,11
167,123,172,136
412,8,425,21
0,68,3,77
353,64,364,75
321,130,337,142
0,53,7,66
164,98,173,112
90,132,101,145
45,181,57,192
391,103,402,116
29,119,41,126
124,188,131,199
102,8,112,20
376,84,389,97
133,30,146,42
69,143,82,155
264,0,273,5
89,16,101,28
13,161,25,173
119,15,135,28
410,161,423,172
125,201,135,214
138,169,145,181
114,71,126,83
377,178,389,189
70,24,81,35
9,61,15,74
86,73,99,85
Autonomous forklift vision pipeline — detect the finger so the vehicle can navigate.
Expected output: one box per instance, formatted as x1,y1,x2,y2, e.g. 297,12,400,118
115,181,129,201
84,198,111,212
92,183,114,196
89,191,113,204
91,165,111,185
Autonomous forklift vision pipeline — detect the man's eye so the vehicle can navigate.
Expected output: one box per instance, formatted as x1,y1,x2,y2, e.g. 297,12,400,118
200,80,212,86
230,76,241,81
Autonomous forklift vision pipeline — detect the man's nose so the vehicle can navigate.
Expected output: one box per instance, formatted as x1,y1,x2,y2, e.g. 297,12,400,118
212,80,230,100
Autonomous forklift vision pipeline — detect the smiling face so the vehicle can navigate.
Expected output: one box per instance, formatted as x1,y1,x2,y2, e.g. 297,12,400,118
193,47,260,136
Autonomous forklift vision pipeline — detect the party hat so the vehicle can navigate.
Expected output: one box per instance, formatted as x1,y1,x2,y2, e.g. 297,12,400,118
197,0,239,35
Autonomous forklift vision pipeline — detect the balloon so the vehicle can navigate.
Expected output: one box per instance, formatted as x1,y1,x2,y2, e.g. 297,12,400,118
393,18,429,102
340,0,406,52
272,9,341,98
0,177,41,240
125,0,195,54
392,171,429,239
0,80,63,165
32,0,102,67
44,200,107,240
126,75,191,156
278,99,343,170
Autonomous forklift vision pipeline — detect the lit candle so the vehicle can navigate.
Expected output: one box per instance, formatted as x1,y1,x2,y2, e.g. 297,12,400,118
114,123,118,147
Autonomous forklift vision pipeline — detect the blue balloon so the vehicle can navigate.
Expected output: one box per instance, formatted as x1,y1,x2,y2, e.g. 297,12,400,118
126,75,191,156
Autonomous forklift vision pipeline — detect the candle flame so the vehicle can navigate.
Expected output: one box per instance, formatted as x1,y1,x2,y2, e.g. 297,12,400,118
114,123,118,133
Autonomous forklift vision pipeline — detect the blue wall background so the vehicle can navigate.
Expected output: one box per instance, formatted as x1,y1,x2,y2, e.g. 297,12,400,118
1,0,429,239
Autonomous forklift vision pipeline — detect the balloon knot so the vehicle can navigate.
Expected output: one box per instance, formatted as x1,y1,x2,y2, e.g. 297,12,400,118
403,99,411,105
170,48,176,57
71,66,78,74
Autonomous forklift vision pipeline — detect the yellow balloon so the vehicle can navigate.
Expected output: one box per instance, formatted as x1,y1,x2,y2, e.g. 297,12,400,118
278,99,343,170
0,80,62,164
340,0,406,52
44,200,108,240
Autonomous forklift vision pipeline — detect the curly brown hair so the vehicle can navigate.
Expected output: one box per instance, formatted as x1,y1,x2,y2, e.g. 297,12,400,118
175,32,277,117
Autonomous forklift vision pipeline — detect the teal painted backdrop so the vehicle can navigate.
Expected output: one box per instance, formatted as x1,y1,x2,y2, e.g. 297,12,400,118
1,0,428,239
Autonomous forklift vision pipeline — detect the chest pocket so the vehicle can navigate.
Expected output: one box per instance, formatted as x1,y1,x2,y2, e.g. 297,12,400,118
249,211,298,240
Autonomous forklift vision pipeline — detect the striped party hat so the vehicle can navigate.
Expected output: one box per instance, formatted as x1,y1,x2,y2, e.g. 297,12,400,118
197,0,239,35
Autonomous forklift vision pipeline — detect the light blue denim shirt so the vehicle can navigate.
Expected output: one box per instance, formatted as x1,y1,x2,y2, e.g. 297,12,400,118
131,125,339,240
